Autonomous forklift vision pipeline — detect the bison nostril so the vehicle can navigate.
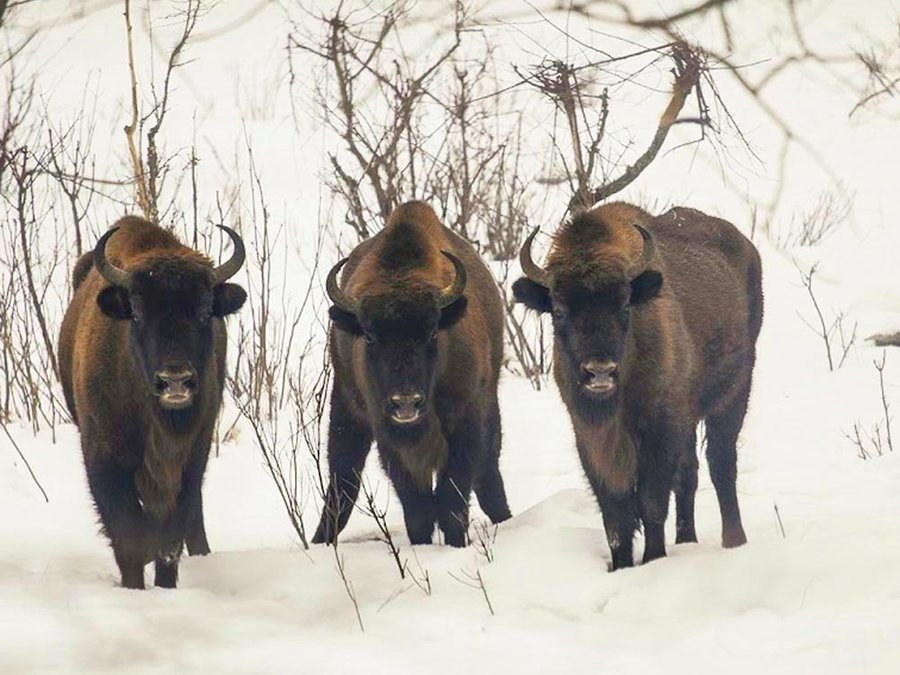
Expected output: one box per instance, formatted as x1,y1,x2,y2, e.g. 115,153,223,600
155,369,196,390
391,393,423,407
582,360,618,381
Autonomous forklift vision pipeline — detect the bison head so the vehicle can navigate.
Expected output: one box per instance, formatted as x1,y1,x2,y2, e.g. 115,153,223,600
93,226,247,411
513,220,662,414
326,251,468,433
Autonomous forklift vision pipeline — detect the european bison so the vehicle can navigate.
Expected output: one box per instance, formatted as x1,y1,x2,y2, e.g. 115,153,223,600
513,202,762,569
58,216,247,588
313,201,512,547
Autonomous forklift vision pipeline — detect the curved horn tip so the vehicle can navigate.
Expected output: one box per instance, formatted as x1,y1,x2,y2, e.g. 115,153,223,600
631,222,656,272
325,257,359,314
438,250,467,309
213,225,246,283
519,227,551,288
93,226,132,289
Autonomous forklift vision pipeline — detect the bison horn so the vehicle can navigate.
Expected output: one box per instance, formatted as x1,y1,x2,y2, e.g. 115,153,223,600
438,251,467,309
519,227,551,289
325,257,360,314
631,223,656,275
213,225,246,283
93,227,133,290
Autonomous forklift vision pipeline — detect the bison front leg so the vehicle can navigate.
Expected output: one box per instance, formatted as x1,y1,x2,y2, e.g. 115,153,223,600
184,451,211,556
636,461,676,565
153,452,212,588
436,421,479,548
85,458,152,590
313,387,373,545
380,454,436,545
673,428,699,545
594,484,639,570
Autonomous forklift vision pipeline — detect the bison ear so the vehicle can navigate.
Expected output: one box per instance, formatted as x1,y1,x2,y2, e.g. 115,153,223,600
438,296,468,329
328,306,363,336
512,277,552,313
630,270,663,305
213,283,247,317
97,286,132,320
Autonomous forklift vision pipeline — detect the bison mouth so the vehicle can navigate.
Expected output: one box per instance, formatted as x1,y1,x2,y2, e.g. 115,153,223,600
154,370,198,410
583,377,616,398
387,392,426,426
580,362,618,399
390,409,422,425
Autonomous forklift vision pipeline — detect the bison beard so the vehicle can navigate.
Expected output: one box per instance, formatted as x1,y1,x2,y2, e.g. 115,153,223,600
58,217,246,589
313,201,512,548
514,202,763,570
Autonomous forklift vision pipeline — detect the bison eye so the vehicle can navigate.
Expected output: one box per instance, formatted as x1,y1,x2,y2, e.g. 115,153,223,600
552,307,567,322
428,330,437,343
363,332,377,346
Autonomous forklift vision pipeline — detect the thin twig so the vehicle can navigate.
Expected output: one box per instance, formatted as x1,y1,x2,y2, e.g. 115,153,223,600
1,422,49,503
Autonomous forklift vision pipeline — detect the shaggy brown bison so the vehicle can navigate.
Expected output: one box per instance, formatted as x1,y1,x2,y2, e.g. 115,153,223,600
513,202,762,570
58,216,247,588
313,201,511,547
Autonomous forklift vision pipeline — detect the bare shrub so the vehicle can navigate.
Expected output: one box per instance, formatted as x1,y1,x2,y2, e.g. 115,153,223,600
845,351,894,460
775,188,853,248
0,67,72,432
796,263,857,372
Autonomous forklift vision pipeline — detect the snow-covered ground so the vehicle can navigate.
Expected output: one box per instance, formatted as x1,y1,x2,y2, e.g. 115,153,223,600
3,2,900,674
3,234,900,674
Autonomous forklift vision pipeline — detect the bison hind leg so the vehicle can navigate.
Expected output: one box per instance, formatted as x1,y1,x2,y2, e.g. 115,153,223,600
474,396,512,524
705,375,752,549
474,467,511,525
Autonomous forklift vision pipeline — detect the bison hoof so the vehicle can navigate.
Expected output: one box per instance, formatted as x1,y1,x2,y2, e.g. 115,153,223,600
120,569,145,590
441,529,466,548
312,527,337,546
155,562,178,589
722,527,747,549
186,539,211,556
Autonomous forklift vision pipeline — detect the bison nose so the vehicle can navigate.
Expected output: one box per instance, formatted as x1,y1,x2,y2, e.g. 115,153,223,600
388,392,424,425
581,360,618,396
154,366,198,410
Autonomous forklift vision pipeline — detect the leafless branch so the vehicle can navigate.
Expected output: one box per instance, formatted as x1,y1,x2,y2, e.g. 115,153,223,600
1,421,49,502
449,567,495,616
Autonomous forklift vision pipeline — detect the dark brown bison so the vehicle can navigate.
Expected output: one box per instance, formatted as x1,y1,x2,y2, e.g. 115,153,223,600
58,216,247,588
312,201,511,547
513,202,762,570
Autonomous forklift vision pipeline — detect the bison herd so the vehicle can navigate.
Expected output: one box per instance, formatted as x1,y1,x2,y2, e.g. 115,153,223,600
58,200,762,589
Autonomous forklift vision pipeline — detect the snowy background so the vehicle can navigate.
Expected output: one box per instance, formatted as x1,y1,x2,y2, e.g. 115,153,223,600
2,1,900,673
